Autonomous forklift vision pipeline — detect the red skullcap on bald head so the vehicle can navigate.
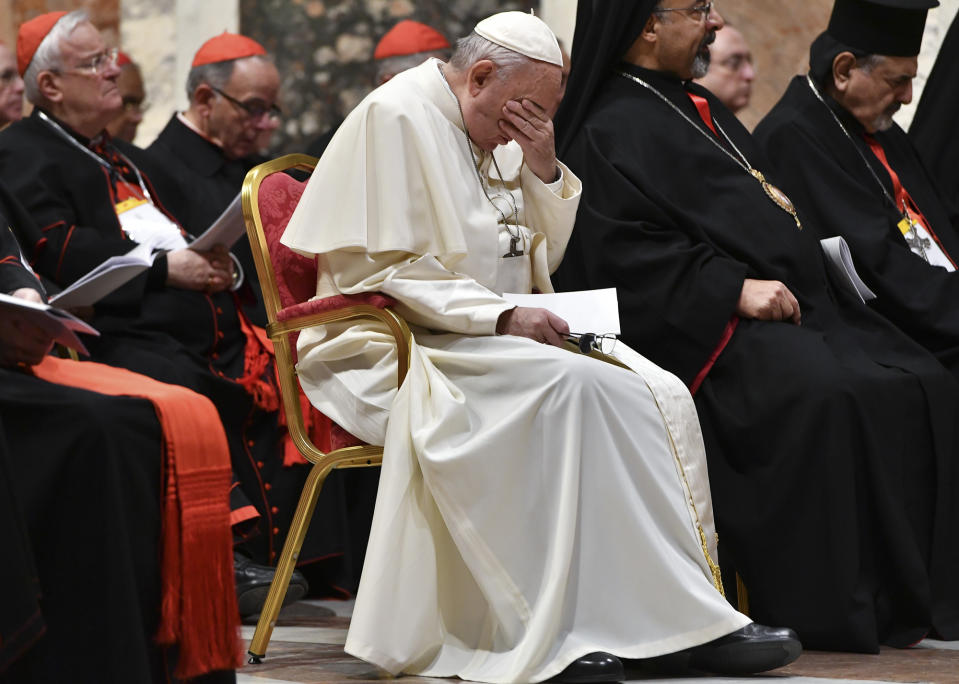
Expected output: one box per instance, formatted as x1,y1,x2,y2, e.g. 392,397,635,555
374,20,450,60
17,11,69,76
192,32,267,67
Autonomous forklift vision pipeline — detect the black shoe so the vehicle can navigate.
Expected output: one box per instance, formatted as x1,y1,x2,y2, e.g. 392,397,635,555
234,552,309,618
687,623,801,675
550,652,624,683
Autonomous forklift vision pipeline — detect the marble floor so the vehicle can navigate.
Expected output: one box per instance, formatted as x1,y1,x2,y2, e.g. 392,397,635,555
237,601,959,684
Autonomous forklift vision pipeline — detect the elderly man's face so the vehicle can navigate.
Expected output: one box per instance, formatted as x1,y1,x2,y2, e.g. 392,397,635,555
695,26,754,113
652,1,725,81
106,63,145,142
53,22,122,126
205,57,280,160
0,44,24,126
461,59,562,152
843,55,916,133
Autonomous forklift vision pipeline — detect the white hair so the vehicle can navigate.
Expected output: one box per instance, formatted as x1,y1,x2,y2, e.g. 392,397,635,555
448,32,533,79
24,9,89,104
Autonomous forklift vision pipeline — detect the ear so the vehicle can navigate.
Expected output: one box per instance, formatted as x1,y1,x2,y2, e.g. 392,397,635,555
832,51,858,93
192,83,217,117
466,60,496,97
36,70,62,104
642,12,661,42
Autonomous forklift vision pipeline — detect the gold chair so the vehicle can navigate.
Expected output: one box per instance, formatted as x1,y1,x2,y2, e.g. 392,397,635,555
241,153,412,663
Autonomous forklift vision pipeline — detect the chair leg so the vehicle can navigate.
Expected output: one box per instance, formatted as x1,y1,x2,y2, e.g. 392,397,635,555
736,572,750,616
248,461,334,663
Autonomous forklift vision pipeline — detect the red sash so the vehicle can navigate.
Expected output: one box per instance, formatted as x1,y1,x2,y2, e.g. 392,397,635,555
32,357,241,678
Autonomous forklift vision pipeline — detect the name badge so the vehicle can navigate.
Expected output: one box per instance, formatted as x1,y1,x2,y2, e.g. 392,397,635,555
116,198,188,251
897,215,955,272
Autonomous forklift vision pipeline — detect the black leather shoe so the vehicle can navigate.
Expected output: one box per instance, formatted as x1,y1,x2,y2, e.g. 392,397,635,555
234,552,309,618
687,623,801,675
550,652,624,683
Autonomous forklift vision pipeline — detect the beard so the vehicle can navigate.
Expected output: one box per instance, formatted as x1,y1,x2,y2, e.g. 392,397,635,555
691,32,716,79
872,103,901,132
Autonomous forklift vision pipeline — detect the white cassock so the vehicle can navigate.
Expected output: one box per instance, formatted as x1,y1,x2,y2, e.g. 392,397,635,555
281,59,750,684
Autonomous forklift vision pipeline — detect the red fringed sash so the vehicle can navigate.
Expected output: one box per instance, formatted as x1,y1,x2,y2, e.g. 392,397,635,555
32,356,241,679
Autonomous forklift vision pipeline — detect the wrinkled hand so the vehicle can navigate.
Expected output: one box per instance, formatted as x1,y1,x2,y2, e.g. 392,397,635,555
166,246,233,293
737,278,801,325
0,288,55,367
500,99,558,184
496,306,569,347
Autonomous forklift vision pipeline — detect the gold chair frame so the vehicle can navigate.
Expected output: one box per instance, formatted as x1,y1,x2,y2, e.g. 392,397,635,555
241,153,412,663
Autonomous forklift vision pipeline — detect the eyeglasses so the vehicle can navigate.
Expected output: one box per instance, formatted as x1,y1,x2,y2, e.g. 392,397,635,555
211,86,282,121
567,332,618,356
655,2,714,20
718,54,753,72
68,47,120,76
121,96,149,114
0,69,20,86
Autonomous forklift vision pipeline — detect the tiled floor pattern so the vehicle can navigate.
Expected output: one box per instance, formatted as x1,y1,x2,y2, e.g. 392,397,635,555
237,601,959,684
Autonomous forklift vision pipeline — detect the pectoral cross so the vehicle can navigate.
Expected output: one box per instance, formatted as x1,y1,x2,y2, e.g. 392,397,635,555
901,216,931,263
503,235,524,258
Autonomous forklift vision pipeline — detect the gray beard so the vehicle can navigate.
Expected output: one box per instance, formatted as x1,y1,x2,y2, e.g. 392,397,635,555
691,52,710,79
873,114,896,132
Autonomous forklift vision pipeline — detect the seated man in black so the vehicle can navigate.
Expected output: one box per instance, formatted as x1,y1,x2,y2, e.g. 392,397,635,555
0,192,235,683
754,0,959,372
146,32,280,326
0,10,327,613
554,0,959,653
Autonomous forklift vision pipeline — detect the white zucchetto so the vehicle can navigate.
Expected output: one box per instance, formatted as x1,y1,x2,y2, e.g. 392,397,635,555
473,11,564,67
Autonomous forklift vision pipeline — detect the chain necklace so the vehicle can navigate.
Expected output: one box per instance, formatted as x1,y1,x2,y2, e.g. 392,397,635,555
803,75,938,262
37,109,154,204
803,75,909,218
441,66,525,257
616,70,803,231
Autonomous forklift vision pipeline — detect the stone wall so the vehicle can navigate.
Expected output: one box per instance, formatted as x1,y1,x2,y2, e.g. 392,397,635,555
239,0,536,154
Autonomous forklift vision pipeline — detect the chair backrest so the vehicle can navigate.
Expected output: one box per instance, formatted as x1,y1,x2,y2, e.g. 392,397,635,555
241,154,320,323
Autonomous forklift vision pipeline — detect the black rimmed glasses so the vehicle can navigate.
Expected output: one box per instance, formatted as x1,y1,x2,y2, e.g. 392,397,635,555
68,47,120,76
211,86,282,121
655,1,714,20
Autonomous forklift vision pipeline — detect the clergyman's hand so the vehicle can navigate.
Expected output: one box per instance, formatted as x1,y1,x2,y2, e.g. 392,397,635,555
0,288,55,367
500,99,559,184
496,306,569,347
737,278,802,325
166,248,232,293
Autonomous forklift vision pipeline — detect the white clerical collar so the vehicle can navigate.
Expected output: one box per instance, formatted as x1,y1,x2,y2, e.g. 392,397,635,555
429,59,468,136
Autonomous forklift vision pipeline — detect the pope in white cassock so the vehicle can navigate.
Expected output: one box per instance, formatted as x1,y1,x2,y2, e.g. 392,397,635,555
281,11,801,684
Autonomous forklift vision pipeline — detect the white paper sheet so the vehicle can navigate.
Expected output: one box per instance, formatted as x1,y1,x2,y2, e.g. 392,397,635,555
0,292,99,355
49,242,155,309
820,236,877,305
503,288,621,334
188,193,245,252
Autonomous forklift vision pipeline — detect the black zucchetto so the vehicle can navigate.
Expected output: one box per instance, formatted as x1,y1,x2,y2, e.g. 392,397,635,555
827,0,938,57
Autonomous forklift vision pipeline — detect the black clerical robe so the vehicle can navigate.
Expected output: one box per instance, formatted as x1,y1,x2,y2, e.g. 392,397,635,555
0,111,346,573
0,216,232,683
910,15,959,208
754,77,959,369
555,64,959,652
145,115,267,325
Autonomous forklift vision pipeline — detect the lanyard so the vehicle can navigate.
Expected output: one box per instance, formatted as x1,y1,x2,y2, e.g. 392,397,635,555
36,110,154,204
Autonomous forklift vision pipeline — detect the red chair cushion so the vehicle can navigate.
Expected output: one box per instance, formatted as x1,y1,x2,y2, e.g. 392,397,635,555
257,171,397,454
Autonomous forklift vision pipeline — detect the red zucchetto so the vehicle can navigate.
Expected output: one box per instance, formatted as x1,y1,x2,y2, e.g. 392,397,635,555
17,10,69,76
116,50,133,67
191,32,267,68
373,20,450,60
